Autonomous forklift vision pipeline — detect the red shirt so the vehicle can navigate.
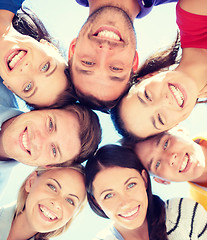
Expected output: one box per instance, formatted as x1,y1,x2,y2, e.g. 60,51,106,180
176,3,207,49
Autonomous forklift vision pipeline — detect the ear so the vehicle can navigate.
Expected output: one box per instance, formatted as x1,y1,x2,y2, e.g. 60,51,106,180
132,51,139,73
40,39,58,51
197,84,207,98
25,171,38,193
68,38,77,60
153,176,171,185
141,170,148,189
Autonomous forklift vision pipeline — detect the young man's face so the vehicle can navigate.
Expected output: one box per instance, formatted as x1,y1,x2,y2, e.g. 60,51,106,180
135,130,205,182
1,109,81,166
69,6,138,102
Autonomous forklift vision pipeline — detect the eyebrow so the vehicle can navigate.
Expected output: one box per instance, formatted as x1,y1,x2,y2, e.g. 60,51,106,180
109,74,128,82
46,63,57,77
75,66,93,75
148,137,162,171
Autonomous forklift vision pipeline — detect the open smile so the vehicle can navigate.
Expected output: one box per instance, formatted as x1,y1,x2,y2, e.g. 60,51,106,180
93,26,123,42
19,127,31,155
179,153,190,173
39,204,58,222
118,205,140,220
6,49,27,71
169,83,185,108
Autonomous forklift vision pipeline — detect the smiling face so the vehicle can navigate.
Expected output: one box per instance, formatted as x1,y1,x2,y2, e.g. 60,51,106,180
0,31,68,107
134,130,205,182
93,167,148,231
24,168,86,233
120,71,199,138
69,6,137,101
1,109,81,166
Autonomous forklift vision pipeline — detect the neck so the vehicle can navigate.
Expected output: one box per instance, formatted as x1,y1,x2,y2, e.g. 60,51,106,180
88,0,141,20
114,218,149,240
177,48,207,96
8,212,37,240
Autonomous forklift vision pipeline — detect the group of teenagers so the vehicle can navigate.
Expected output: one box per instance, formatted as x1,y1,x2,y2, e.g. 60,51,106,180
0,0,207,239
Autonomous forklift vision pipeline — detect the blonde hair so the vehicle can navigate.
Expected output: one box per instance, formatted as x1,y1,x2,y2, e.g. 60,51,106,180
15,164,86,240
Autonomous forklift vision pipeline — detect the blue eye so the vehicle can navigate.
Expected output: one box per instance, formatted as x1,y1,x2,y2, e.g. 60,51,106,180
104,193,113,199
67,198,74,206
24,82,32,92
128,183,136,189
156,160,161,169
41,62,49,72
49,118,53,132
163,140,169,150
52,145,56,157
82,61,95,66
110,66,122,71
48,184,56,191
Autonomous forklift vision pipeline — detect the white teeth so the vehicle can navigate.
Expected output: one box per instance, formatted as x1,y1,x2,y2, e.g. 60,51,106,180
22,131,30,152
8,51,26,69
179,154,189,172
120,207,138,218
97,30,120,41
40,205,56,220
169,85,184,107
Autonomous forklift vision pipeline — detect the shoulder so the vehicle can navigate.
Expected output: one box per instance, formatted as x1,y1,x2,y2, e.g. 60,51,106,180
94,225,119,240
165,198,207,239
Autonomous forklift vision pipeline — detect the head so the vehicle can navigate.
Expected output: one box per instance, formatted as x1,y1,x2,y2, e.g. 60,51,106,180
133,127,206,183
15,165,86,239
68,6,138,105
1,103,101,166
85,145,152,230
0,8,74,108
113,70,199,139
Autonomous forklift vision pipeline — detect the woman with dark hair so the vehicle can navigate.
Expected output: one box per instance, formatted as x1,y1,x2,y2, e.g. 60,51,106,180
85,144,207,240
111,0,207,140
0,3,76,108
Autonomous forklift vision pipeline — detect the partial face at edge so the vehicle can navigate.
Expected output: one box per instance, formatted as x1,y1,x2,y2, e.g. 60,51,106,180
134,130,205,182
93,167,148,230
69,6,138,102
0,32,68,107
25,168,86,233
120,71,198,138
1,109,81,166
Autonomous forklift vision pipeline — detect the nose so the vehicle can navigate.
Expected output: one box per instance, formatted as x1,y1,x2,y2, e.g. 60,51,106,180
168,152,177,167
31,129,48,153
50,198,61,210
119,194,130,208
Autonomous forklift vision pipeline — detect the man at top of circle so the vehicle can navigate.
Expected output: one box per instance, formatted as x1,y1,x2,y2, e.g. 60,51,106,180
68,0,178,110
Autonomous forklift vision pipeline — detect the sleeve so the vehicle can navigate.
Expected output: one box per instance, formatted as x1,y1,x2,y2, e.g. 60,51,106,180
166,198,207,240
0,0,24,14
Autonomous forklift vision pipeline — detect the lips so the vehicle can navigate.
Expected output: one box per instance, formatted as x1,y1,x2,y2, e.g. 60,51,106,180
39,204,58,222
6,49,27,71
20,127,31,155
118,206,140,220
179,153,190,172
93,27,123,42
169,84,185,108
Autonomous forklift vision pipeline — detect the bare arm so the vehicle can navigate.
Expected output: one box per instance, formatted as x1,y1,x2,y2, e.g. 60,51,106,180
179,0,207,15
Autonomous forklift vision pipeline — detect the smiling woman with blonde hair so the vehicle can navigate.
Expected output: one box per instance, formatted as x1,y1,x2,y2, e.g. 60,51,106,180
0,164,86,240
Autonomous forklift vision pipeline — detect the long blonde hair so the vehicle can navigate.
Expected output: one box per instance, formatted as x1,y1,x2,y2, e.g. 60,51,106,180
14,164,86,240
